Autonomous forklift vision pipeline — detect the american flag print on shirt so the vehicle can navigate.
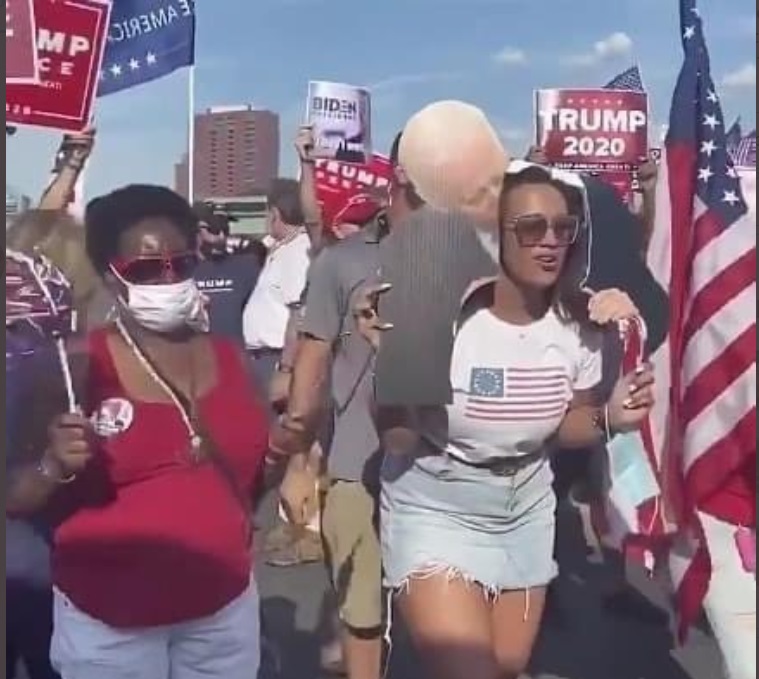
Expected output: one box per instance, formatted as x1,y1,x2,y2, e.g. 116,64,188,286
465,367,570,422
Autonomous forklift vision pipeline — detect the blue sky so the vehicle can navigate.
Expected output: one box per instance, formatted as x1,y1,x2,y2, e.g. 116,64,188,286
6,0,756,200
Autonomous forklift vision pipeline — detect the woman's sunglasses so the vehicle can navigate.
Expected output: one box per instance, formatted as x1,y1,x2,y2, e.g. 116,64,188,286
502,214,581,248
110,251,199,285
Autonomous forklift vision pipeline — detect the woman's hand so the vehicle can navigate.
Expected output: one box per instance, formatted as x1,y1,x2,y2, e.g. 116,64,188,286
607,364,655,434
585,287,640,325
279,454,319,526
44,412,93,480
295,125,315,164
352,283,393,351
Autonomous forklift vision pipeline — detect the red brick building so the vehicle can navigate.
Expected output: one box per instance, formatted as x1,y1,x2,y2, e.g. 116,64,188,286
175,105,279,201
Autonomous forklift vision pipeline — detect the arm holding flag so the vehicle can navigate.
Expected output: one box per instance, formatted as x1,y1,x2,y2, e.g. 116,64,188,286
582,175,670,353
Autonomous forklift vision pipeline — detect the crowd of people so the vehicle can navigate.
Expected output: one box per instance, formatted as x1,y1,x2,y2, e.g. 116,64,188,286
5,98,755,679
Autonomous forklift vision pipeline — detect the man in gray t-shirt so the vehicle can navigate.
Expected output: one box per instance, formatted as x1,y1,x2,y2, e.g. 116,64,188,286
272,216,387,678
302,225,383,482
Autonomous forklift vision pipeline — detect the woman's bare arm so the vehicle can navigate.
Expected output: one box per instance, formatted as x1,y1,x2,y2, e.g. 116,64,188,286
554,388,605,449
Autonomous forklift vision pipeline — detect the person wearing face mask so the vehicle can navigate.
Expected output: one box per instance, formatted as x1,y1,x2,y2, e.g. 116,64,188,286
5,185,270,679
193,202,261,344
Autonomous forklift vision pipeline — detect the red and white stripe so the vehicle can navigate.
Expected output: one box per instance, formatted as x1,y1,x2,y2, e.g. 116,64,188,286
465,367,569,422
591,318,675,558
649,147,756,640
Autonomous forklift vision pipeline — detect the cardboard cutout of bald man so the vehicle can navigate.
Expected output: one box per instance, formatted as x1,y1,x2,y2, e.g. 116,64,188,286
375,101,505,405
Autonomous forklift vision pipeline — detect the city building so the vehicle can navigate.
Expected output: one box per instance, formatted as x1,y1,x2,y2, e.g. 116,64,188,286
175,105,280,201
6,185,32,226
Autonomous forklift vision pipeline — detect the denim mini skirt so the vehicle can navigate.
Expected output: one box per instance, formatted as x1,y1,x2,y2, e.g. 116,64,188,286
380,451,558,594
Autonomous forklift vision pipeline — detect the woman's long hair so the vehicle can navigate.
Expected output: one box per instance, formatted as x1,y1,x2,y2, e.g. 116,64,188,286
7,209,101,314
497,166,590,326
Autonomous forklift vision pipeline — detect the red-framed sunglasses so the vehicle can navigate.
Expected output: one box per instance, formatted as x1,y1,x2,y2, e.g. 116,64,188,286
110,251,199,284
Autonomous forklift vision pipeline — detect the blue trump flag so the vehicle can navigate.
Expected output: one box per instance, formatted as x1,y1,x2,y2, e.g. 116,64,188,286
98,0,196,97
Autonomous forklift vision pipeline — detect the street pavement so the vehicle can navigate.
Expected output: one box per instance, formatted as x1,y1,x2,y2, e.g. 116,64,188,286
256,495,727,679
13,497,726,679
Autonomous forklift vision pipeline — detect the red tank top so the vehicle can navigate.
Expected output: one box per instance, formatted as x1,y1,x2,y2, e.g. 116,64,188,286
53,328,268,627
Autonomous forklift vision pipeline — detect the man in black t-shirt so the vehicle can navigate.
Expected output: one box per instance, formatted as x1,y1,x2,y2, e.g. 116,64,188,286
193,203,261,345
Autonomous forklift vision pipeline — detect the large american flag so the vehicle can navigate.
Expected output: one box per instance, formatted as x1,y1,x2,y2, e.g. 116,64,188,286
646,0,756,639
465,367,569,422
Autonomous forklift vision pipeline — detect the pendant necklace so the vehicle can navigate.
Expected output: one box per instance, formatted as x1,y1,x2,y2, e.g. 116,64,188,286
115,318,206,462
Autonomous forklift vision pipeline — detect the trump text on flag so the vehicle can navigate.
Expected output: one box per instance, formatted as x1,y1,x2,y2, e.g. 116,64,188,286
535,88,649,171
6,0,40,84
6,0,111,132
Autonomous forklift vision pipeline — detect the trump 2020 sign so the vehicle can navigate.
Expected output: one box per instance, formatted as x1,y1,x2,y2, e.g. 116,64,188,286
535,88,649,171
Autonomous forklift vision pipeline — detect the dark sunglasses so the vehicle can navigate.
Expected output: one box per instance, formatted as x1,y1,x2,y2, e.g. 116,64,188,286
111,251,199,284
502,214,581,248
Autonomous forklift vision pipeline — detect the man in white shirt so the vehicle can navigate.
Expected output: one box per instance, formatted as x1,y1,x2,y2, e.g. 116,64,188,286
242,179,311,399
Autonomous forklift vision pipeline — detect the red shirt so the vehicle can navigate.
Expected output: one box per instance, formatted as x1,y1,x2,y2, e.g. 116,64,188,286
53,329,268,627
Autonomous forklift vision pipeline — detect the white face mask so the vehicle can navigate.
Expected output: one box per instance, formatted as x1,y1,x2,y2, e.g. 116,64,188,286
111,268,209,334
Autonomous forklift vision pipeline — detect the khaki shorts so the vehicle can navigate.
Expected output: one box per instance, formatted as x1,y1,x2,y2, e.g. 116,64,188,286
321,480,382,631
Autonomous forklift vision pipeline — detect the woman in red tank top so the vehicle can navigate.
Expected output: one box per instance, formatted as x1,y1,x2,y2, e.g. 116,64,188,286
6,185,270,679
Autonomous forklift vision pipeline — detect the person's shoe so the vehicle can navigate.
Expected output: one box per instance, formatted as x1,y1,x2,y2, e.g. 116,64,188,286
602,587,669,626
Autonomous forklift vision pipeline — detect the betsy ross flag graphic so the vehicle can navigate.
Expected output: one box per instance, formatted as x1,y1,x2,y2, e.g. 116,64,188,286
98,0,196,97
646,0,756,640
603,65,646,93
465,367,569,422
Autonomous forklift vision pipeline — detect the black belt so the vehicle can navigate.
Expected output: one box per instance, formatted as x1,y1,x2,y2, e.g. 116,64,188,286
247,347,281,359
446,450,544,477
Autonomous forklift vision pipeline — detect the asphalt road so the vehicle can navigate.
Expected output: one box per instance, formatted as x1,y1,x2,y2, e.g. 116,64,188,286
13,497,725,679
256,495,727,679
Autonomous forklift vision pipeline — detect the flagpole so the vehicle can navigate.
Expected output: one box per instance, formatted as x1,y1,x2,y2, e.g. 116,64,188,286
187,64,196,202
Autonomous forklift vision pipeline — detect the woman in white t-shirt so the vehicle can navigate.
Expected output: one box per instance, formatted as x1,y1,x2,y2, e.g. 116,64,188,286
366,165,655,679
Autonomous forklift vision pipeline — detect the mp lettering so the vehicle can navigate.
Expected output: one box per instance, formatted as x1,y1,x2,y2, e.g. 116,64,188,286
37,29,91,56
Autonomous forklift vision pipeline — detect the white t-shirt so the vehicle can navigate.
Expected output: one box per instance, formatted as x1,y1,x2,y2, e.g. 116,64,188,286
421,307,603,462
242,232,311,350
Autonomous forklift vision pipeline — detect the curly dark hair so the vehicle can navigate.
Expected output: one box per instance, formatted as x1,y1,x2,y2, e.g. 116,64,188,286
85,184,198,274
498,166,589,325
